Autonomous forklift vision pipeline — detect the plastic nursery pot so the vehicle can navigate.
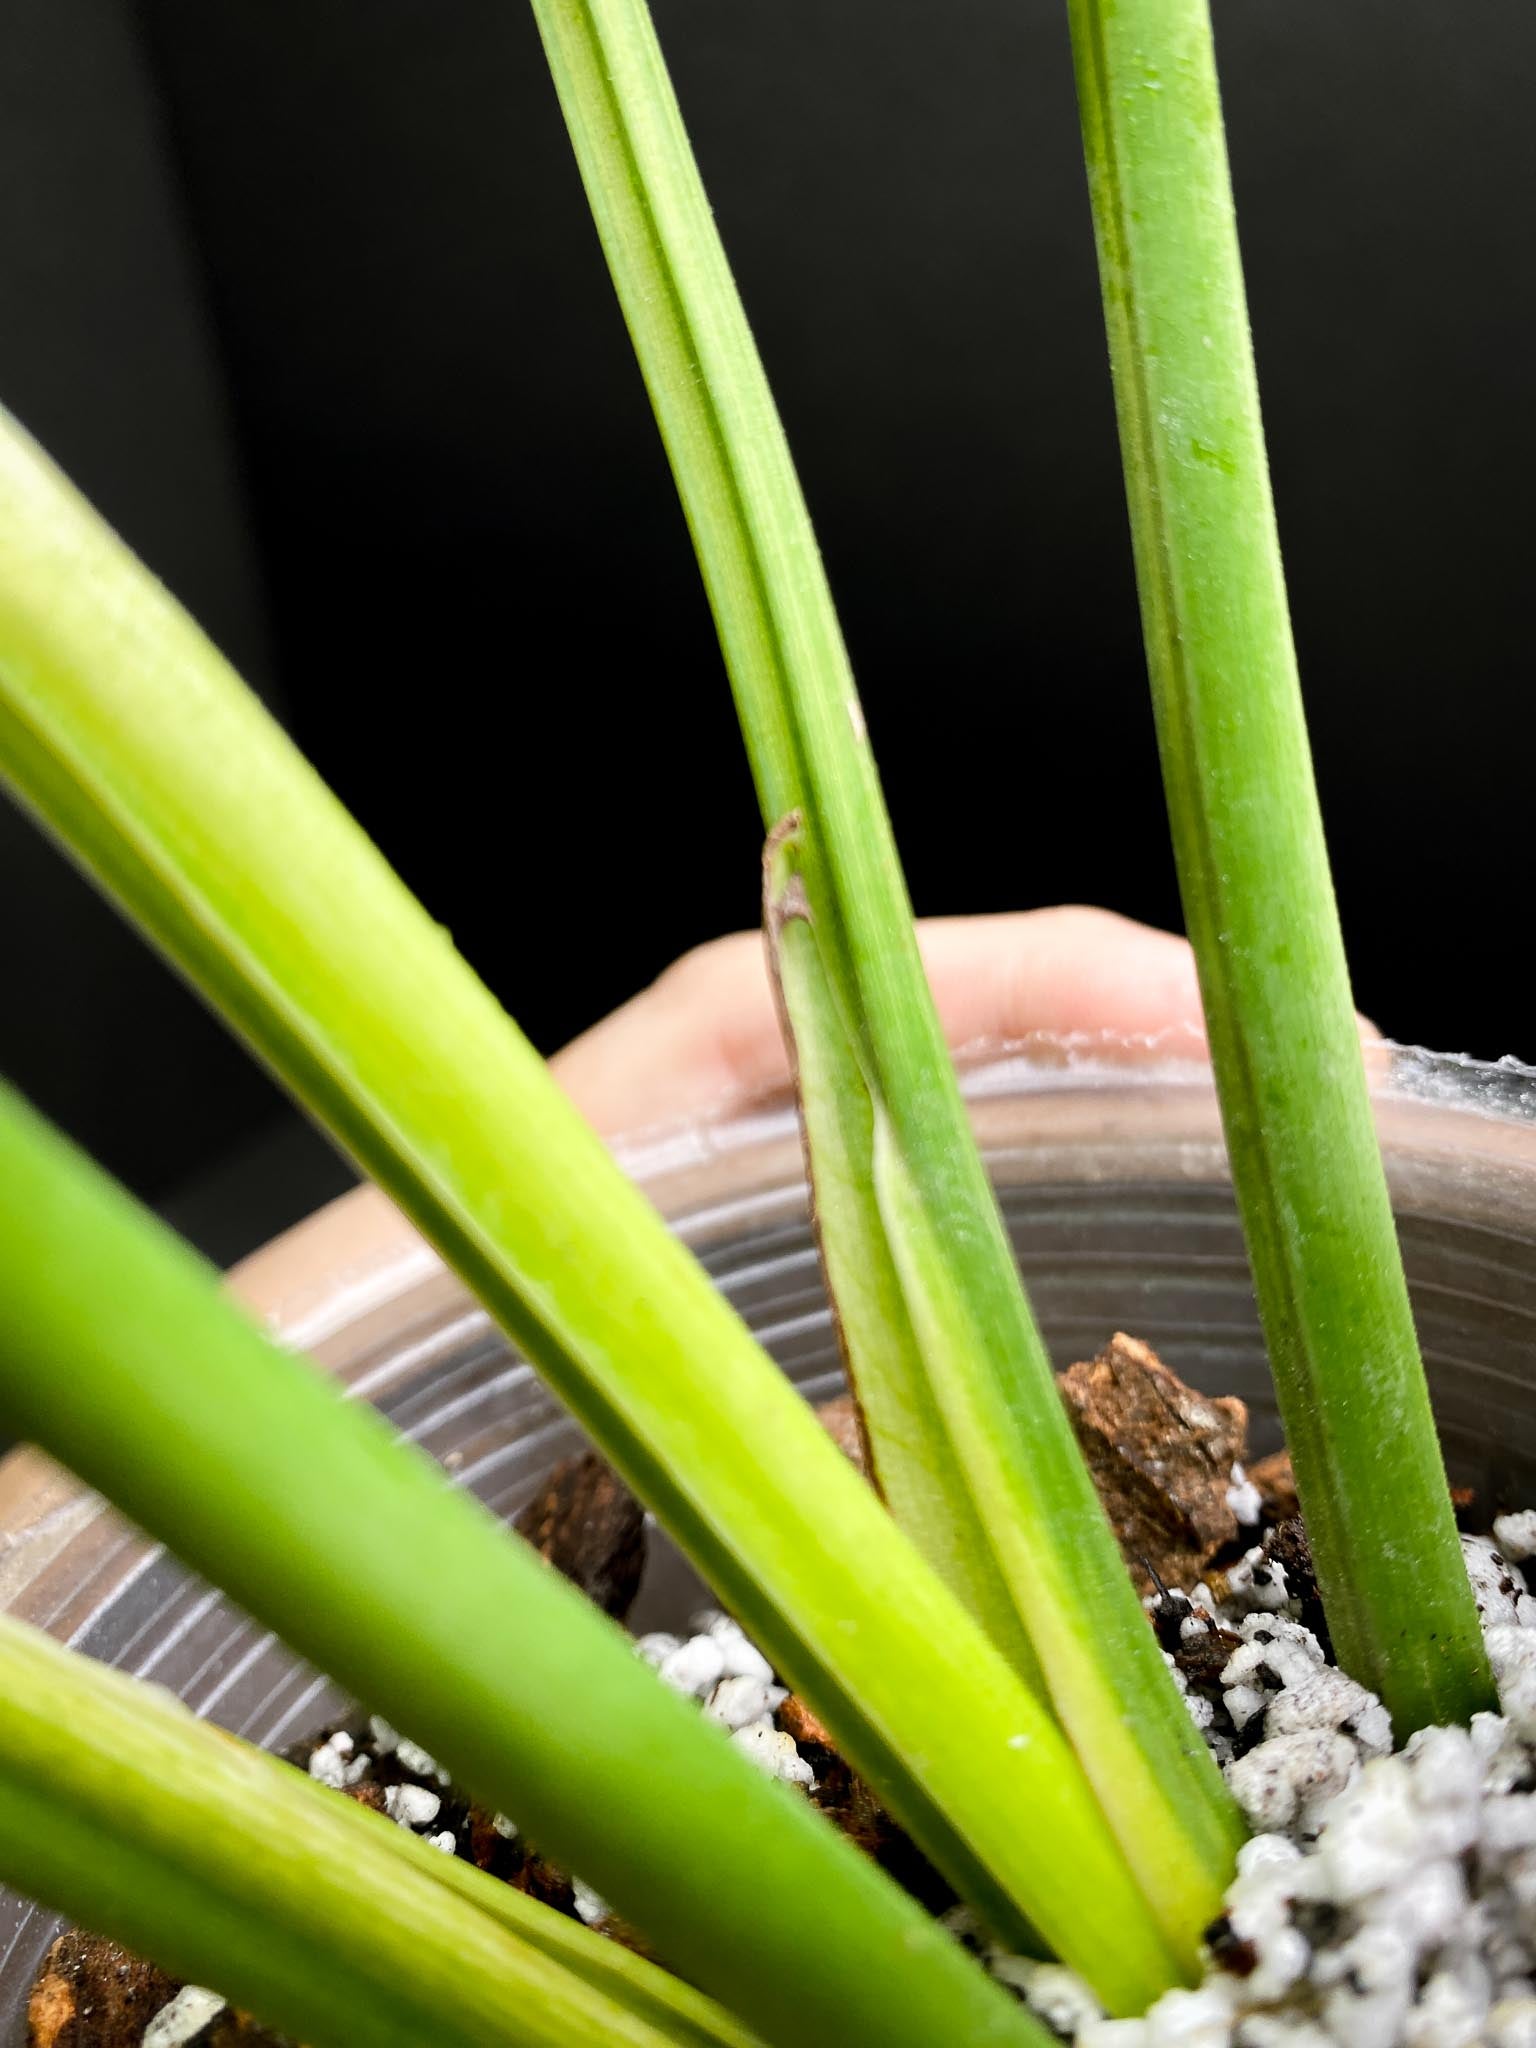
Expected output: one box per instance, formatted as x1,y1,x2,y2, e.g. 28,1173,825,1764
5,1039,1536,2035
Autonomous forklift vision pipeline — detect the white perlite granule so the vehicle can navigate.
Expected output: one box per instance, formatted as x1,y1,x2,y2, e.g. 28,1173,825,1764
306,1729,368,1790
705,1672,789,1730
1227,1465,1264,1529
1005,1531,1536,2047
638,1610,781,1701
141,1986,228,2047
731,1717,817,1789
572,1879,611,1927
383,1781,442,1830
393,1736,450,1783
692,1608,777,1683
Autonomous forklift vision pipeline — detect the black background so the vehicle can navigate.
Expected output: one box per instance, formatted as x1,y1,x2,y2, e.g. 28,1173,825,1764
2,0,1533,1260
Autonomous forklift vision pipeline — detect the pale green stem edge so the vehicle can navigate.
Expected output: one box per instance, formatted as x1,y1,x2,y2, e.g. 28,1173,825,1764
762,830,1046,1699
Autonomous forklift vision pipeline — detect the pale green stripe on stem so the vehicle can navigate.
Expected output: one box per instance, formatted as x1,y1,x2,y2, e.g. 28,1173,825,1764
763,826,1045,1698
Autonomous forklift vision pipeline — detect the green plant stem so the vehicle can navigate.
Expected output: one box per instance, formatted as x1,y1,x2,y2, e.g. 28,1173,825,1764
0,401,1174,2016
763,827,1046,1697
0,1079,1052,2047
0,1615,760,2048
1064,0,1492,1730
526,0,1243,1959
381,1810,757,2044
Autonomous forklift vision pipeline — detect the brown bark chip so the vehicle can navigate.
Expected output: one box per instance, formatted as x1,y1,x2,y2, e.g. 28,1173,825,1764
339,1778,388,1816
1248,1449,1300,1525
778,1694,836,1750
510,1851,578,1917
820,1333,1259,1594
27,1932,287,2046
1172,1618,1246,1689
27,1935,179,2048
1059,1332,1251,1595
513,1451,647,1619
464,1804,524,1881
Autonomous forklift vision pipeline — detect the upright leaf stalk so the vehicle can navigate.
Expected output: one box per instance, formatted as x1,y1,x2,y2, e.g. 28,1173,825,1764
1065,0,1491,1729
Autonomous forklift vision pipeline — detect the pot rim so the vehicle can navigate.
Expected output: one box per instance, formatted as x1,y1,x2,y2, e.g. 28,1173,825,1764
4,1034,1534,1579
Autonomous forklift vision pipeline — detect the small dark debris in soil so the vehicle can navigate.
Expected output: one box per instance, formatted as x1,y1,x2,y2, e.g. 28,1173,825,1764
511,1851,578,1915
512,1449,647,1619
775,1694,955,1915
582,1907,664,1966
1261,1516,1330,1652
1203,1914,1259,1979
1201,1514,1333,1660
1148,1585,1243,1688
1247,1449,1299,1525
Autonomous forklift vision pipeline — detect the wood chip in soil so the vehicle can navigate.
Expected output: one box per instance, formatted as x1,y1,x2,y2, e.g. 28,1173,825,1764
27,1933,288,2047
1059,1330,1252,1595
513,1449,647,1619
